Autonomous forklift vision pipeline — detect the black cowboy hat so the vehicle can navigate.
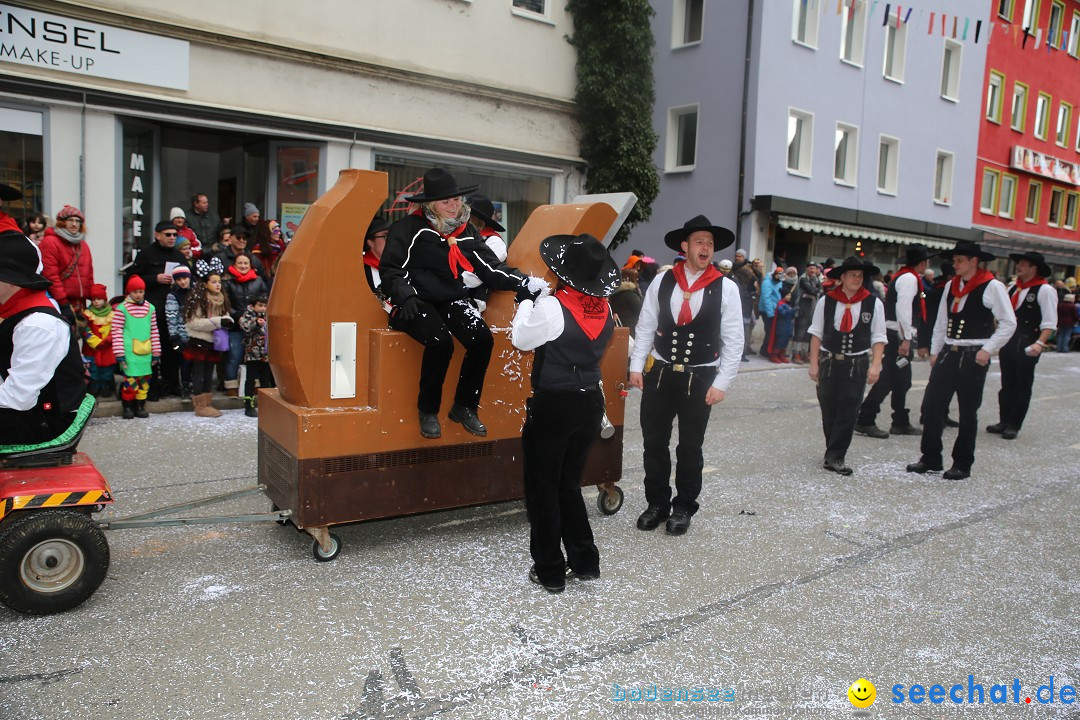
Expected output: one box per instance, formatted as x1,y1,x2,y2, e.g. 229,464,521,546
663,215,736,253
539,233,621,298
1009,250,1052,278
466,194,506,233
0,183,23,202
826,255,880,281
0,230,50,290
902,243,939,266
940,240,995,262
365,214,390,240
405,168,479,203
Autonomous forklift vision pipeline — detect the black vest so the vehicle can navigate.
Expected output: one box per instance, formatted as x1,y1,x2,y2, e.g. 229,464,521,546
653,271,724,366
1009,284,1045,343
945,280,995,341
884,270,926,333
0,306,88,418
821,294,876,354
531,301,614,392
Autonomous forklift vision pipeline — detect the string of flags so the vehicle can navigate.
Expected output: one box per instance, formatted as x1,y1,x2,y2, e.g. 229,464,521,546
800,0,1077,51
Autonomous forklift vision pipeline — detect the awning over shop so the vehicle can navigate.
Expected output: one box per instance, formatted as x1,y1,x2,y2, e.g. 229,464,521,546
974,225,1080,266
776,215,954,250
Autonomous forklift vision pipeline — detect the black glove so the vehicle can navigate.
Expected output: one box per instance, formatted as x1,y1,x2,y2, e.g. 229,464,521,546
60,303,78,326
394,295,424,322
515,282,541,304
220,316,235,329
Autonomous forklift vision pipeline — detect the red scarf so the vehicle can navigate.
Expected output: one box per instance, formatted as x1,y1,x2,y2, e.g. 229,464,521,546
672,261,722,326
479,227,501,240
414,210,474,278
893,266,926,322
227,265,258,283
556,287,609,340
826,286,871,332
0,212,23,235
1010,276,1047,308
362,251,380,269
0,288,53,319
949,270,994,313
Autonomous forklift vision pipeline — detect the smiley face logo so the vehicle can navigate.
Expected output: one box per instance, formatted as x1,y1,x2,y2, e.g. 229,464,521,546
848,678,876,708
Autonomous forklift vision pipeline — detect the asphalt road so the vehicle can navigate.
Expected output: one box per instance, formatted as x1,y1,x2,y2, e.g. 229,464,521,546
2,354,1079,720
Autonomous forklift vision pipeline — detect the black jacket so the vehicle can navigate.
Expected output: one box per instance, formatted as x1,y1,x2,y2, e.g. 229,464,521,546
224,274,270,322
128,241,189,310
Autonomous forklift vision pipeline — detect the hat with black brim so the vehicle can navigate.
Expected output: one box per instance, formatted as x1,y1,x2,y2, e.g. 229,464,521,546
539,233,621,298
466,194,506,233
1008,250,1052,279
826,255,880,281
0,183,22,202
405,168,479,203
940,240,995,262
902,243,939,266
0,230,50,290
663,215,736,253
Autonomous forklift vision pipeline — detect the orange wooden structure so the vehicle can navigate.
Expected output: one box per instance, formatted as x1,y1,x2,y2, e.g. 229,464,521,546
258,169,628,557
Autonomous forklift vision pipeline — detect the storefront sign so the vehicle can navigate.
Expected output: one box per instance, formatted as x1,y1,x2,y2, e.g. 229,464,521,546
122,123,155,262
0,4,189,90
1011,145,1080,186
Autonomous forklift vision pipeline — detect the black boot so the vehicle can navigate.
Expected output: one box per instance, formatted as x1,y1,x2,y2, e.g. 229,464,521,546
121,400,135,420
244,398,258,417
181,382,193,401
134,399,149,418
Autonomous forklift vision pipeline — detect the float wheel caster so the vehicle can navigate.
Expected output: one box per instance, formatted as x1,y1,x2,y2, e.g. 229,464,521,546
596,485,624,515
311,532,342,562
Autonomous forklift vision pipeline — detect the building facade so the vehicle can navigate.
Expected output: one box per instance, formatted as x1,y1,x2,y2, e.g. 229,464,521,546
0,0,584,296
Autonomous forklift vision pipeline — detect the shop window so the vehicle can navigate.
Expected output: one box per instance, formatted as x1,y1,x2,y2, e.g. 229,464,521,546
0,107,44,219
834,123,858,186
1065,191,1079,229
1048,187,1065,226
1011,82,1028,132
840,0,867,66
980,168,1001,214
1049,1,1065,46
792,0,819,48
1057,102,1072,147
999,173,1018,218
673,0,704,47
666,105,699,172
940,40,961,101
274,145,320,236
999,0,1015,20
883,13,907,82
1025,180,1042,223
788,109,813,177
986,72,1005,124
1035,93,1051,140
934,151,954,205
877,135,899,195
1022,0,1040,30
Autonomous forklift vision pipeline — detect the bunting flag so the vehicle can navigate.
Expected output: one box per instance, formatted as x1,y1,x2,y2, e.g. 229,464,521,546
942,13,947,35
869,0,880,21
849,0,857,21
976,19,983,44
837,0,843,15
1063,31,1069,52
928,11,934,33
1035,28,1042,49
1022,26,1030,48
904,7,912,23
962,17,969,40
952,15,957,38
883,3,889,25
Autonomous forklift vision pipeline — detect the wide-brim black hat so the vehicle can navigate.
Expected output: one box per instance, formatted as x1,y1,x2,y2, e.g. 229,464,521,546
0,183,23,201
826,255,880,280
466,194,505,232
941,240,995,262
0,230,50,290
405,168,479,203
1009,250,1052,278
539,233,621,298
365,214,390,240
902,243,939,266
664,215,736,253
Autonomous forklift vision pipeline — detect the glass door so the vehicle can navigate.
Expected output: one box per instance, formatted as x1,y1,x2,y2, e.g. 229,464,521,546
267,141,323,236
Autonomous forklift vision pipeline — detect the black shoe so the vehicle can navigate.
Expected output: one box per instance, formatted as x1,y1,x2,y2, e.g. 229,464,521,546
636,505,670,531
244,401,258,418
419,412,441,439
854,424,889,439
889,424,922,436
448,404,487,436
906,461,943,474
528,566,565,594
1001,428,1018,440
121,400,135,420
181,382,193,401
134,400,149,418
943,466,970,480
944,416,960,428
823,459,853,476
986,423,1005,434
665,508,691,535
566,567,601,581
741,355,749,363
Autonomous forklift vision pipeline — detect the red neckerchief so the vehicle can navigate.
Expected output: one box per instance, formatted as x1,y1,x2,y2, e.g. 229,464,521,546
479,227,501,240
227,265,258,283
414,210,474,279
672,261,722,325
826,286,871,333
1010,276,1047,308
893,266,926,322
949,269,994,313
363,251,380,269
0,288,53,319
556,287,609,340
0,212,23,234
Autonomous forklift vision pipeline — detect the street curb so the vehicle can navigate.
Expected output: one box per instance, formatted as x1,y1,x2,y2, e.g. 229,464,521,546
91,393,247,418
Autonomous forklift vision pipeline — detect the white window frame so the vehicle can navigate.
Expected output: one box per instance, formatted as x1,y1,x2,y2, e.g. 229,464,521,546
1049,0,1066,47
934,150,954,205
840,0,867,66
1069,11,1080,57
510,0,552,24
980,168,1001,214
1065,191,1079,229
787,108,814,177
940,39,962,102
987,71,1005,123
883,13,908,83
1026,180,1042,223
834,122,859,187
1011,82,1028,132
665,104,700,173
1048,187,1065,227
1022,0,1040,30
1035,93,1051,140
877,135,900,195
999,0,1016,21
999,173,1018,218
672,0,705,48
792,0,820,48
1056,101,1072,147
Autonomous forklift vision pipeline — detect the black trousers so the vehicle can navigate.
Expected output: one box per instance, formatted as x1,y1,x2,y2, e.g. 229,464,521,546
244,360,276,401
920,349,989,471
0,407,76,446
858,329,912,427
816,353,869,463
389,298,493,414
522,389,603,586
758,315,774,356
997,336,1040,431
640,363,717,515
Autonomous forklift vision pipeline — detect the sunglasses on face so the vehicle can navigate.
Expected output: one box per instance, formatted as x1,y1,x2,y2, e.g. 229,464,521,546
161,232,177,237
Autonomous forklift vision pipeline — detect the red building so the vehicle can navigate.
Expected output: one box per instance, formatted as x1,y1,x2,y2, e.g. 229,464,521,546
976,0,1080,276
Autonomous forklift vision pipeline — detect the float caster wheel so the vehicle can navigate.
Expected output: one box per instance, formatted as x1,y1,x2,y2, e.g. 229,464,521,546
311,531,342,562
596,485,624,515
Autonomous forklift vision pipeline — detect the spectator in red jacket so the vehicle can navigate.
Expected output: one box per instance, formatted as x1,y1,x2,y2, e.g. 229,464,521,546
39,205,94,326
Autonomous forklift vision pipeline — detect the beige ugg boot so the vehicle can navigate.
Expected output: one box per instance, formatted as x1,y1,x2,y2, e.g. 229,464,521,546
194,393,222,418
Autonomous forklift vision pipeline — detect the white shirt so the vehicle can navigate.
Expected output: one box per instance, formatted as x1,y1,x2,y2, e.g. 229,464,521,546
930,277,1017,356
887,271,920,340
0,311,73,412
808,293,887,354
628,268,744,392
1008,282,1059,331
512,295,570,351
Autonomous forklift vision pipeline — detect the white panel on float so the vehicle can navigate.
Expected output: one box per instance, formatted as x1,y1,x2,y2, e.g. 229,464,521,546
330,322,357,399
